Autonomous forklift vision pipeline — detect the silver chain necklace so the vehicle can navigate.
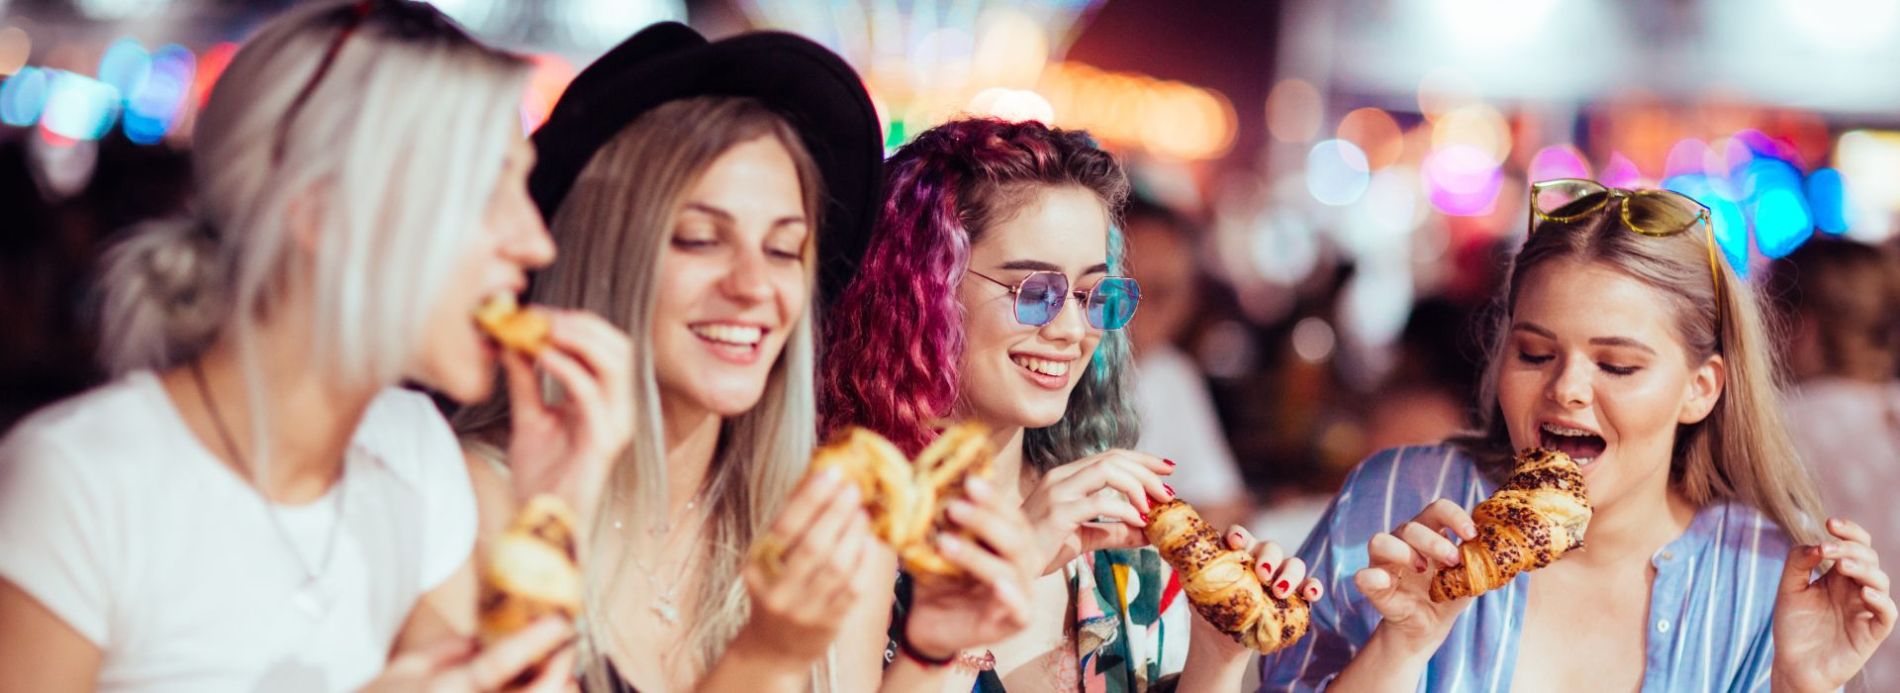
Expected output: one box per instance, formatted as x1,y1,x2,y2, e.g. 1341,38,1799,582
615,496,703,625
191,360,347,620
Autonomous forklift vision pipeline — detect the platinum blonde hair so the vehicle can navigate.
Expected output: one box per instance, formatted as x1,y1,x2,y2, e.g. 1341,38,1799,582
97,0,529,392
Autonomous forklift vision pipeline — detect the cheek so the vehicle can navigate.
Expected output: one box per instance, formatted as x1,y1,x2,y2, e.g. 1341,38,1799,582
771,266,808,324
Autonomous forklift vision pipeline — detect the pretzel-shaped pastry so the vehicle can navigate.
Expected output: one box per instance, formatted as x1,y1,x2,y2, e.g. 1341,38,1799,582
798,423,995,579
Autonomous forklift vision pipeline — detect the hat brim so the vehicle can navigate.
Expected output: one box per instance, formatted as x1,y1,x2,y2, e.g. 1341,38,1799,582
528,22,883,308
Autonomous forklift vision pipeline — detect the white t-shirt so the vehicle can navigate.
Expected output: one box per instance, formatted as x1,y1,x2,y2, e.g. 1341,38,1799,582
1132,345,1245,505
0,371,477,692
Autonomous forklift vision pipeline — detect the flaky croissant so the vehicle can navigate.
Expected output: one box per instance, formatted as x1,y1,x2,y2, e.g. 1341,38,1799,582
1145,499,1311,654
474,292,550,355
801,424,994,579
1429,448,1592,602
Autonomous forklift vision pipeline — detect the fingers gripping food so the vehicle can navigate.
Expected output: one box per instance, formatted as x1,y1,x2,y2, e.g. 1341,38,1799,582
475,293,551,355
1145,499,1311,654
1429,448,1593,602
790,424,994,579
479,495,583,645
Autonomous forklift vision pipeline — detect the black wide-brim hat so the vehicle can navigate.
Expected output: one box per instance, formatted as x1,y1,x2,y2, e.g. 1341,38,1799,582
528,21,883,308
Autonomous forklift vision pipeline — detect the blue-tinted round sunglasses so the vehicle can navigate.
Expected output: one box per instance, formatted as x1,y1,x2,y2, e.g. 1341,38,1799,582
967,269,1141,331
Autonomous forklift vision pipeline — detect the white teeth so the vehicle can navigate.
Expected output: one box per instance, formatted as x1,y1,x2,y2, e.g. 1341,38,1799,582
1541,423,1596,437
691,323,763,347
1011,355,1070,377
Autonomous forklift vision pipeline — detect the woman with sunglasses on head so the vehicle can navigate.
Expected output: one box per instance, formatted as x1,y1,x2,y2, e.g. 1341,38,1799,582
822,117,1322,692
453,24,1038,693
1259,179,1895,692
0,1,638,691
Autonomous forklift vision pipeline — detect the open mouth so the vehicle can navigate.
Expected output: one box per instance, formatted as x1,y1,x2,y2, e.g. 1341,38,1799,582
691,322,767,361
1539,422,1606,465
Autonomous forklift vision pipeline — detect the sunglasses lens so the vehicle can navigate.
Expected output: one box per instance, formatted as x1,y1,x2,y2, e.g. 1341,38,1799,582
1533,179,1610,217
1088,278,1141,330
1626,189,1707,237
1015,272,1066,326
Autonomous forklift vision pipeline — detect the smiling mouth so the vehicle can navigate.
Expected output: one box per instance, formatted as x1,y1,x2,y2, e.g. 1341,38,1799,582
1539,422,1606,465
690,323,766,355
1011,355,1071,378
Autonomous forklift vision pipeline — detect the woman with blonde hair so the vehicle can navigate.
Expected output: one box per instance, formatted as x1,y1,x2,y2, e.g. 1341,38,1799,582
1260,180,1894,691
0,1,634,690
456,24,1038,692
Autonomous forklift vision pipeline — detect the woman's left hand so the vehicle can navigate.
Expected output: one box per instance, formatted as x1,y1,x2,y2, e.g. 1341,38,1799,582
1186,526,1324,664
1771,517,1896,693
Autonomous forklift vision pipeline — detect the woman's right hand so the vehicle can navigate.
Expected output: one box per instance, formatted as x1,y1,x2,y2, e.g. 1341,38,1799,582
1018,449,1175,575
1355,499,1480,654
730,465,879,668
364,617,577,693
500,310,635,530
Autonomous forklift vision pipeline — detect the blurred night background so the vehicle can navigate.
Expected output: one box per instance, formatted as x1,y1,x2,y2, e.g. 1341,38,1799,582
3,0,1898,538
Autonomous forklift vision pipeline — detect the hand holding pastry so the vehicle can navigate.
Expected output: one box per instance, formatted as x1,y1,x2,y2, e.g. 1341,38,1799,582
1146,500,1317,655
735,465,881,666
1428,448,1591,602
1771,517,1896,693
494,306,634,534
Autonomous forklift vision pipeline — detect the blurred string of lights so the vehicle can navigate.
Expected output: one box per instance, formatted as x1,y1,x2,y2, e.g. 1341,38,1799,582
737,0,1236,160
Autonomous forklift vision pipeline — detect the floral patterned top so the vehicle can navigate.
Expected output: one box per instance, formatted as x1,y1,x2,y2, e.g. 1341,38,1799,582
890,547,1194,692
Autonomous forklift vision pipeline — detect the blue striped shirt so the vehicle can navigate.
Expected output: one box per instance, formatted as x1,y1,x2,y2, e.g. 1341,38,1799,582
1257,445,1793,692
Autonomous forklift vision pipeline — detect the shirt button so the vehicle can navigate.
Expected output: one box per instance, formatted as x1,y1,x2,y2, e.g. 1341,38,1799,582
1656,620,1671,633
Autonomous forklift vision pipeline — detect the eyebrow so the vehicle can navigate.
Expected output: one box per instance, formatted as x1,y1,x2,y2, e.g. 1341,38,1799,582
1511,322,1659,355
996,259,1111,275
681,202,806,228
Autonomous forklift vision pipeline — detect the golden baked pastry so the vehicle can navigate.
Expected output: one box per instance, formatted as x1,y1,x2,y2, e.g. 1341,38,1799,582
794,424,994,580
1429,448,1593,602
478,494,582,645
474,292,550,356
1146,499,1311,654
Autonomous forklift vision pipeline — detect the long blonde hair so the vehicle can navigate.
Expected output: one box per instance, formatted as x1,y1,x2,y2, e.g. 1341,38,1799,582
1457,196,1825,543
95,0,526,469
455,96,825,687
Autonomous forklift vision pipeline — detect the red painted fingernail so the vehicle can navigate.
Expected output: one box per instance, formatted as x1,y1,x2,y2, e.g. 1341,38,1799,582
1305,585,1320,599
1140,512,1150,523
1164,484,1176,498
1164,458,1177,467
1276,580,1291,593
1229,531,1243,544
1259,560,1273,574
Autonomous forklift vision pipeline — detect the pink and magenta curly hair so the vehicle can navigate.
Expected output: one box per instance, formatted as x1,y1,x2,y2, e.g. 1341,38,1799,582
819,117,1139,471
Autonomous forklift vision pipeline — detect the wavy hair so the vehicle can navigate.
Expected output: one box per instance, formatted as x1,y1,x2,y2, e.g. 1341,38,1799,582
1453,195,1824,543
819,117,1137,471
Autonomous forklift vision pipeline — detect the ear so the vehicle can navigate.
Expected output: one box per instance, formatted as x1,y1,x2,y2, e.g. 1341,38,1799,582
1678,353,1726,425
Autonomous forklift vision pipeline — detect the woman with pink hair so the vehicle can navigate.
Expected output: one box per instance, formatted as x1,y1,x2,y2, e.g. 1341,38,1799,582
822,117,1320,691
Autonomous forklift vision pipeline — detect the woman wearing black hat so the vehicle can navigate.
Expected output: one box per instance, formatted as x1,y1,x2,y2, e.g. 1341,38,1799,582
454,23,1040,692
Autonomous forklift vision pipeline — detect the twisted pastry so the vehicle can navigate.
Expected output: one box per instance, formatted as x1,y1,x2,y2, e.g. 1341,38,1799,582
478,494,582,645
1145,499,1311,654
800,424,994,579
1429,448,1593,603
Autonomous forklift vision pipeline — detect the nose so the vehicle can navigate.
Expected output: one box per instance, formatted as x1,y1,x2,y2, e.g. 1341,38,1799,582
1037,291,1088,345
506,212,556,270
1545,355,1593,409
719,245,774,304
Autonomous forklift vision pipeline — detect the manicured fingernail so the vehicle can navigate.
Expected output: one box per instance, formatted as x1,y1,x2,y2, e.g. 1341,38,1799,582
1461,525,1478,539
1276,580,1291,595
1229,531,1243,545
1304,585,1321,600
1164,458,1177,467
1163,484,1175,498
1259,560,1273,574
1139,512,1150,523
